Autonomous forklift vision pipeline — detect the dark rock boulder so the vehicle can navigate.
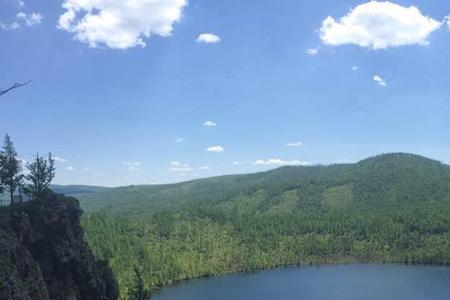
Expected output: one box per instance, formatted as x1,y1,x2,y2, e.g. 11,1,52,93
0,191,119,300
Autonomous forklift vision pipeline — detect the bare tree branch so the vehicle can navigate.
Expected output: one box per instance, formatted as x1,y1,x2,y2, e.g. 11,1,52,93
0,80,31,97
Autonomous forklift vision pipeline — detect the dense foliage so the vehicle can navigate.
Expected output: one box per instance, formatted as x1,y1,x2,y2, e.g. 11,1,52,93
0,134,55,204
79,153,450,299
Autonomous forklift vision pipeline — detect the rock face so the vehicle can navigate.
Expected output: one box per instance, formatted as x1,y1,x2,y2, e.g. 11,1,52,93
0,192,119,300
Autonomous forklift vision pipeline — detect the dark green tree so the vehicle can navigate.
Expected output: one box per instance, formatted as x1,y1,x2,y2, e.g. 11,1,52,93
129,267,151,300
24,153,55,199
0,134,22,205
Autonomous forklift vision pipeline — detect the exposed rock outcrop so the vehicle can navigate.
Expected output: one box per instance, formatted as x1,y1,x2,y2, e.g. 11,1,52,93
0,191,119,300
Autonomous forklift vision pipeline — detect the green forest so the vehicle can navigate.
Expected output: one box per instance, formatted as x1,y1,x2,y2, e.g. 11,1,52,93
77,153,450,299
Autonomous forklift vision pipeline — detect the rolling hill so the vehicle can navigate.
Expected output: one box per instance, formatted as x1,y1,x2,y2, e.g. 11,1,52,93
77,153,450,298
50,184,111,196
78,153,450,214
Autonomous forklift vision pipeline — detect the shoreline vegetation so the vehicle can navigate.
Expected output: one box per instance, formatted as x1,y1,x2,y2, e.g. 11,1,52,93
79,153,450,299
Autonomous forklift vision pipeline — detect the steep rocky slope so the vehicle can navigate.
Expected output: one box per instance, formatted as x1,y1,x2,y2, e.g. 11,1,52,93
0,191,119,300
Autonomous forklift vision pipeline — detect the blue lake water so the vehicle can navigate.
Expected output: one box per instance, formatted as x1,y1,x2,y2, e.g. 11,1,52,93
152,264,450,300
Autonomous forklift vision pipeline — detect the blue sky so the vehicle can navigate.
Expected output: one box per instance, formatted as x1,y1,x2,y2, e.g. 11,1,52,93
1,0,450,186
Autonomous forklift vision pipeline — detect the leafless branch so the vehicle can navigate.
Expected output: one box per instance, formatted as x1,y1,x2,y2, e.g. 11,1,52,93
0,80,31,96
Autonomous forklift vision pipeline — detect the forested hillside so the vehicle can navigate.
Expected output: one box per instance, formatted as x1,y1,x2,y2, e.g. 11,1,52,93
50,184,111,196
78,153,450,299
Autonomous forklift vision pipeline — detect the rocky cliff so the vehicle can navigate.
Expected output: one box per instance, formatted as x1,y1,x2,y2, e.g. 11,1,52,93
0,191,119,300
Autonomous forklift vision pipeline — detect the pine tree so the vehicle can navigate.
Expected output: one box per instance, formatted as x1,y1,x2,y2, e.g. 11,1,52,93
129,267,151,300
24,153,55,199
0,134,22,205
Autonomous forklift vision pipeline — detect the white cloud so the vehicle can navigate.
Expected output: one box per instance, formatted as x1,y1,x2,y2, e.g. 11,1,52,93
122,161,142,166
1,0,43,31
175,138,185,143
254,159,312,166
203,120,217,127
199,166,211,170
16,12,43,26
206,146,224,153
373,75,387,87
168,161,193,172
286,141,303,147
123,161,142,170
53,156,68,163
58,0,187,49
94,172,104,177
66,166,75,171
197,33,221,44
352,66,358,71
337,158,350,164
319,1,441,50
0,22,20,30
306,48,319,56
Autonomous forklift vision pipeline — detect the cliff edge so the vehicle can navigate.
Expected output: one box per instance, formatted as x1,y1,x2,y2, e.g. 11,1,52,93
0,191,119,300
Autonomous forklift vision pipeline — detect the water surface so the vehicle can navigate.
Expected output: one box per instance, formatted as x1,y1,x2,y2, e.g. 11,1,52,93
153,265,450,300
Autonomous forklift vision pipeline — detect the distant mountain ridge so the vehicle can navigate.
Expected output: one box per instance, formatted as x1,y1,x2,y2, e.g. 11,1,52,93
50,185,111,196
76,152,450,214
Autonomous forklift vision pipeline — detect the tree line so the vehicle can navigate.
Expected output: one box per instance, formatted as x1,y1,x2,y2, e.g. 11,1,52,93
0,134,55,205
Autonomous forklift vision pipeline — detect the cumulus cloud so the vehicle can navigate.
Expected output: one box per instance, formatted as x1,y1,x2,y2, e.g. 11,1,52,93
123,161,142,170
16,12,42,26
16,0,25,8
197,33,221,43
66,166,75,171
169,161,193,172
373,75,387,87
0,1,42,30
206,146,224,153
53,156,68,163
337,158,350,164
319,1,441,50
0,22,20,30
254,159,311,166
306,48,319,56
203,120,217,127
58,0,187,49
122,161,142,166
199,166,211,170
352,66,358,71
94,172,104,177
175,138,185,143
286,141,303,147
